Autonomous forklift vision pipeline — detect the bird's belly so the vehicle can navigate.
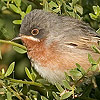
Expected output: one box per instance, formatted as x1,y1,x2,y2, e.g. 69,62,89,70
31,60,65,84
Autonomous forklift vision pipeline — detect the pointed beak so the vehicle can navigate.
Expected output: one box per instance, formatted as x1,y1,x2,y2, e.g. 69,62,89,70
11,34,40,42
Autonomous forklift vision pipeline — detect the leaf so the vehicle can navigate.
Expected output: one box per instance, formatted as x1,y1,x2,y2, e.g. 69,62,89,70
76,63,85,75
75,4,83,15
72,0,79,6
26,96,30,100
90,65,98,71
53,8,60,13
64,72,71,82
89,13,97,20
69,69,82,77
63,80,71,90
5,62,15,77
41,96,48,100
30,68,37,81
97,57,100,64
0,50,2,59
31,73,36,81
96,28,100,34
52,92,60,100
13,46,27,54
25,67,33,81
2,68,5,75
61,91,72,99
13,20,22,24
1,6,7,10
92,45,100,54
93,6,98,15
14,0,21,7
43,0,49,11
55,83,64,92
88,54,97,65
20,12,26,19
9,4,20,13
26,5,32,14
7,90,12,100
93,5,100,16
49,1,58,8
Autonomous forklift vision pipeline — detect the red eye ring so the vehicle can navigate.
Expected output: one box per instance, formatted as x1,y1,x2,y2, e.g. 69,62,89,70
31,29,39,35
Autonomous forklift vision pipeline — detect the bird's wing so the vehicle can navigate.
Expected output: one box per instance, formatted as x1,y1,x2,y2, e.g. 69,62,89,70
53,17,100,52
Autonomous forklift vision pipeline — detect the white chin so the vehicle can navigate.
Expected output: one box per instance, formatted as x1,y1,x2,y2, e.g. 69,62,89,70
22,35,40,42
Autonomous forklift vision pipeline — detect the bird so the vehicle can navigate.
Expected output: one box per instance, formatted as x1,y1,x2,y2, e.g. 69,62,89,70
16,9,100,84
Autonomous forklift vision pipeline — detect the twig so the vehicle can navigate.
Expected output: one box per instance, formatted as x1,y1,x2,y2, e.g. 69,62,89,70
0,40,27,50
7,78,43,87
0,80,23,100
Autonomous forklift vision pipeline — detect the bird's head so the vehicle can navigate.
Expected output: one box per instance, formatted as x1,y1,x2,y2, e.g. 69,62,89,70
18,10,60,47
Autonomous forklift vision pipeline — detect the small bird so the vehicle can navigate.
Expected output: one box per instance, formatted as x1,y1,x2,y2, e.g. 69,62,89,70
17,9,100,84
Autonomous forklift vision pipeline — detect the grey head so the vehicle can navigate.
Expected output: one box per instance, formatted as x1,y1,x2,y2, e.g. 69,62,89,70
20,9,60,40
20,9,99,45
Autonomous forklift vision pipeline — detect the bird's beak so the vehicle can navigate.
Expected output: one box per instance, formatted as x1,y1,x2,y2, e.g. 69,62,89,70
11,34,40,42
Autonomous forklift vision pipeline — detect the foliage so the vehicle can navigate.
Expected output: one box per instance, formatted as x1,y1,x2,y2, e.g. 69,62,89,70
89,5,100,33
0,0,100,100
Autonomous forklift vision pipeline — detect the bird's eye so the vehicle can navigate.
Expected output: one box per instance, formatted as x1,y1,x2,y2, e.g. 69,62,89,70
31,29,39,35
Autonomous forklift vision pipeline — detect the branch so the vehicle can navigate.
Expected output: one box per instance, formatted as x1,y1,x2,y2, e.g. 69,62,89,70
0,40,27,50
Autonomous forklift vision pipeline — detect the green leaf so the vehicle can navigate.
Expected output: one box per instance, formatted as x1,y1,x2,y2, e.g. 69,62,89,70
52,92,60,100
72,0,79,6
93,6,98,15
5,62,15,77
63,80,71,90
20,12,26,19
92,45,100,54
25,67,33,81
61,91,72,99
97,57,100,64
31,73,36,81
49,1,58,8
93,5,100,16
13,20,22,24
30,68,37,81
7,90,12,100
41,96,48,100
96,28,100,34
76,63,85,75
53,8,60,13
69,69,82,77
64,72,71,82
9,4,20,13
26,5,32,14
89,13,97,20
66,5,73,10
88,54,97,65
90,65,98,71
75,4,83,15
55,83,64,92
13,46,27,54
0,50,2,59
26,96,30,100
14,0,21,7
43,1,49,11
2,6,7,10
2,68,5,75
